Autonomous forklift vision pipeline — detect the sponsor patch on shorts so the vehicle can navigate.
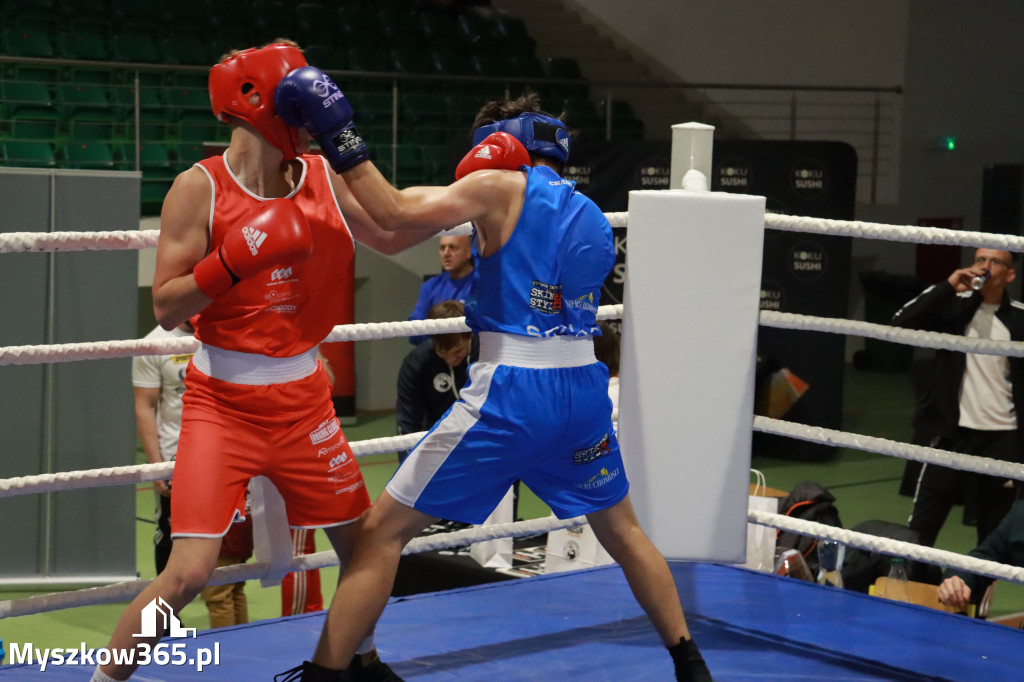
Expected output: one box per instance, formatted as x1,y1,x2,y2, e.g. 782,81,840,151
573,433,611,465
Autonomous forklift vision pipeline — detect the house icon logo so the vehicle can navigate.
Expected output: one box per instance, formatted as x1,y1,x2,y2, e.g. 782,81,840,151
133,597,196,638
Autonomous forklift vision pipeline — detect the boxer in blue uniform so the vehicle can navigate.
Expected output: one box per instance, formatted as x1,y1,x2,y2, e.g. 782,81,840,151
274,69,713,682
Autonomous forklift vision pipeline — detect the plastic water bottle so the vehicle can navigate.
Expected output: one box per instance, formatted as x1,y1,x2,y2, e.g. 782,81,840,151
816,540,845,588
971,271,991,290
884,557,909,602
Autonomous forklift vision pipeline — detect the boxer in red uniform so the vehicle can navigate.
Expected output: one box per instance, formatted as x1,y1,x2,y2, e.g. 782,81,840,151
92,43,435,682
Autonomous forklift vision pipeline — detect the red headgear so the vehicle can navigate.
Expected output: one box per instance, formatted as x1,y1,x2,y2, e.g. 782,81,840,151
209,43,308,159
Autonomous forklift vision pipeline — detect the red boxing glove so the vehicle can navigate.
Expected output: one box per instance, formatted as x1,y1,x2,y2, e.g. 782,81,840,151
193,198,313,298
455,132,531,180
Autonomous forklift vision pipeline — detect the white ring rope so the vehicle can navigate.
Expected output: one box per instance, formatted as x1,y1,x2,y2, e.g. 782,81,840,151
754,416,1024,481
0,432,428,498
1,212,1012,255
0,306,625,366
765,214,1024,251
760,311,1024,357
747,509,1024,585
0,230,159,254
0,515,586,619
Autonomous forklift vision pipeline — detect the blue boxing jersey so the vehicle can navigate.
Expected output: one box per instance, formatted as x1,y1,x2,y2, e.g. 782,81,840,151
465,165,613,338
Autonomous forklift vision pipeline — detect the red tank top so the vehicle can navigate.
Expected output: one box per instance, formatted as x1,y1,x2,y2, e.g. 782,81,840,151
192,154,354,357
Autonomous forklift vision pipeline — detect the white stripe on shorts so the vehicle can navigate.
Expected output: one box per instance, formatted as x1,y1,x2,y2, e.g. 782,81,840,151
386,363,496,509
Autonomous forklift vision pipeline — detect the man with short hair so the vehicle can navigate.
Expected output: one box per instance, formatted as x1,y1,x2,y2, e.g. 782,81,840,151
893,248,1024,548
407,235,474,345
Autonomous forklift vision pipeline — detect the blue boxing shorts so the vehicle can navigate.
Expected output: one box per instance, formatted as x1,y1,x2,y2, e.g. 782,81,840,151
387,333,629,523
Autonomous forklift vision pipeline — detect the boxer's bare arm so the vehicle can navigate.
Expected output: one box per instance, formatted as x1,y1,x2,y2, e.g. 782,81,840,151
152,168,214,330
339,161,525,257
327,171,437,255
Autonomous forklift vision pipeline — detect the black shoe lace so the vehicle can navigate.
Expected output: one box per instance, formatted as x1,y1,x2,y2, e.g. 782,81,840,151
274,664,304,682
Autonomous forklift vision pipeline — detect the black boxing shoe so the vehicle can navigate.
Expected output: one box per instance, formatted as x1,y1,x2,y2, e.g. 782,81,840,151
274,660,353,682
668,637,713,682
349,650,403,682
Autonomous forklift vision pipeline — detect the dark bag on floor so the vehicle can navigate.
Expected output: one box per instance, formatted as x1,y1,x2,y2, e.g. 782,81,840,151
776,481,843,576
841,520,942,592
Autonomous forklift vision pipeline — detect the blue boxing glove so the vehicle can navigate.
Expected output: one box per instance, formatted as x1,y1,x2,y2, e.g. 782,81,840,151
274,66,369,173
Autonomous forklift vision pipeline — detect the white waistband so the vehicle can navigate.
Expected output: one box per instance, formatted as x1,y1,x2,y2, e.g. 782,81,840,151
191,345,319,385
478,332,596,368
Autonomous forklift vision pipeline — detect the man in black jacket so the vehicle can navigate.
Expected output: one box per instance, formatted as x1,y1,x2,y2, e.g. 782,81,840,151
892,248,1024,547
396,300,472,463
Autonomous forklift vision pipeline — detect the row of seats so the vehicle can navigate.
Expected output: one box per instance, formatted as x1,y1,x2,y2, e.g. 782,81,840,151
1,2,539,77
0,138,457,213
2,72,643,146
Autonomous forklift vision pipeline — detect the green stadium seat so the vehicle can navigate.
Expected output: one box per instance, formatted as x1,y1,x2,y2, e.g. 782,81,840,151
394,144,426,187
11,118,60,141
161,34,211,66
61,140,116,169
547,58,588,99
2,81,56,118
166,86,211,113
304,45,347,71
140,179,173,215
2,26,54,58
56,30,108,60
2,140,56,168
419,12,460,44
109,32,161,63
170,141,207,171
176,111,220,143
297,3,341,46
67,67,118,86
250,0,297,45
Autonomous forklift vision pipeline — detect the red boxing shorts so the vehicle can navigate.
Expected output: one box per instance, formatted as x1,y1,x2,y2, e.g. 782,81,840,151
171,362,369,538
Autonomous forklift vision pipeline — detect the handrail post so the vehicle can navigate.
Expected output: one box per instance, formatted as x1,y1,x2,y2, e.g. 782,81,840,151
391,79,398,186
871,93,881,204
789,92,797,140
605,89,612,141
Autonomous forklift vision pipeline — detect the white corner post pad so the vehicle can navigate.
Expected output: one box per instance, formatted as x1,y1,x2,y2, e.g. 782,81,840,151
249,476,295,587
670,122,715,191
618,189,765,562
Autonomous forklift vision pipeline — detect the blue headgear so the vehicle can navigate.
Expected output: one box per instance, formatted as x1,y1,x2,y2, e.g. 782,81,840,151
472,112,570,165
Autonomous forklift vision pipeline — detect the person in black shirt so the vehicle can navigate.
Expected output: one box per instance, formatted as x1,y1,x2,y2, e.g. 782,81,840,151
396,300,473,463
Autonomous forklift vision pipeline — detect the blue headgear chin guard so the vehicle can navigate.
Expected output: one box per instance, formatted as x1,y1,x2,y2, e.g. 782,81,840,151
472,112,570,165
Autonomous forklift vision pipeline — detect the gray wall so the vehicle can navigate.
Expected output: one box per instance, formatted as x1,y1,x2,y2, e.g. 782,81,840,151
0,169,140,585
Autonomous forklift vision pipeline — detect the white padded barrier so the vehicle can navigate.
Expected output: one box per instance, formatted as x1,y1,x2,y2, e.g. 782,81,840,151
619,188,766,562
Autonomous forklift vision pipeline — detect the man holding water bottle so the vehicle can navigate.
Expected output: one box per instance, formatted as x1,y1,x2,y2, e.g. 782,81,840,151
892,248,1024,548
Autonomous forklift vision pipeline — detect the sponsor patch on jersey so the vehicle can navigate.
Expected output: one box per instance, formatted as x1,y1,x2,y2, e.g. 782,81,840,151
566,291,597,312
530,280,562,314
309,418,340,445
170,353,194,364
573,433,611,465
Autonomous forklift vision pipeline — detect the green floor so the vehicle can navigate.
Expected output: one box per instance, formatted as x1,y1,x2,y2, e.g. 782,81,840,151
3,366,1022,656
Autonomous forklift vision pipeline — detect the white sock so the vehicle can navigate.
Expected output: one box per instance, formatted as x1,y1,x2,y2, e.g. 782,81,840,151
355,634,375,656
90,668,122,682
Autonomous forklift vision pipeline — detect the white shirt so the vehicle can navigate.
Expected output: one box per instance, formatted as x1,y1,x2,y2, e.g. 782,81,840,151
131,326,195,461
959,303,1016,430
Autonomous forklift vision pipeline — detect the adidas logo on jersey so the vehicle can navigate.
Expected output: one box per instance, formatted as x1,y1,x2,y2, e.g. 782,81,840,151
242,226,268,256
474,148,493,160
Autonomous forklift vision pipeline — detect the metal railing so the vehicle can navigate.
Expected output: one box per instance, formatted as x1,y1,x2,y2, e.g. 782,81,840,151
0,55,902,205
